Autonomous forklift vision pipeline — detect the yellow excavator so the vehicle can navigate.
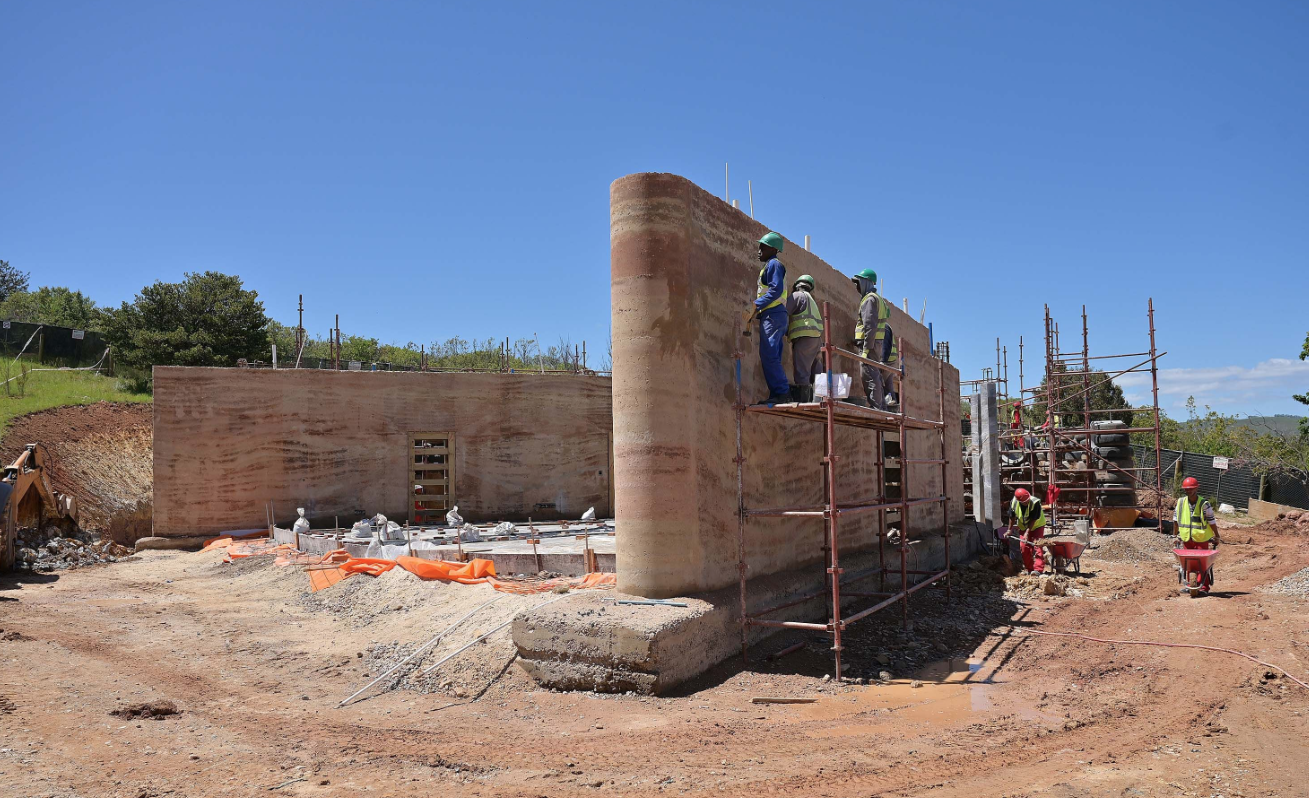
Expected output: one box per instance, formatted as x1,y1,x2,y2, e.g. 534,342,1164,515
0,444,77,571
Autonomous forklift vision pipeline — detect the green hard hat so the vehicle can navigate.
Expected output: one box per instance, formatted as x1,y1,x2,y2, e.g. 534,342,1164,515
794,274,815,289
852,268,877,283
758,231,784,252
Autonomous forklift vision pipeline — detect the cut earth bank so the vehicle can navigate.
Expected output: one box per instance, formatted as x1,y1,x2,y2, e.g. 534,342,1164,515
1,520,1305,797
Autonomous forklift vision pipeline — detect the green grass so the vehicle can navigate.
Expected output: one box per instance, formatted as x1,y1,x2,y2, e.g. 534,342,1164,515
0,369,151,436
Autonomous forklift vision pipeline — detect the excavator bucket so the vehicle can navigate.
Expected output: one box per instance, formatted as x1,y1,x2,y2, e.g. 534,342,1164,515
1,444,78,571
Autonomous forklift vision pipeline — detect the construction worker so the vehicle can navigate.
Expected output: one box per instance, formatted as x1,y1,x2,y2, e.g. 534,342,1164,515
1174,476,1219,594
785,274,824,402
1009,488,1047,573
747,232,790,404
850,268,898,410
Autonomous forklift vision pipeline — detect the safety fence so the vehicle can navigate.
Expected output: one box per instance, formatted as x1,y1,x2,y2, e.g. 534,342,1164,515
1133,445,1309,511
0,321,107,368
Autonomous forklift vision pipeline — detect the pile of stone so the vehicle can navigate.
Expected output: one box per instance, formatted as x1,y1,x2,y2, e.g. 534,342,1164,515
1003,572,1087,599
12,525,132,571
1262,566,1309,597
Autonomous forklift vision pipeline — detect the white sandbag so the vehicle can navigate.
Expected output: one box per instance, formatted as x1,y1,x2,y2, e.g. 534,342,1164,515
813,372,852,399
293,507,310,534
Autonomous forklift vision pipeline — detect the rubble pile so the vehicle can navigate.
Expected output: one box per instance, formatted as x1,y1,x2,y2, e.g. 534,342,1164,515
12,525,132,571
1260,510,1309,536
1003,572,1087,599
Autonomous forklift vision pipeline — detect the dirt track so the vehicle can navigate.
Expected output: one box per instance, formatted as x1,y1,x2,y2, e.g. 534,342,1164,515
1,522,1307,798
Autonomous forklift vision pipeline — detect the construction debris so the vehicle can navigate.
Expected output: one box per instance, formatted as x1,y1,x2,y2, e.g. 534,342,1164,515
12,525,132,571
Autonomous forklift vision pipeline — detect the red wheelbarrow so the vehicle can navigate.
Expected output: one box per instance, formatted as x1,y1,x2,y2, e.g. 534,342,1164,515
1046,540,1086,575
1174,548,1219,597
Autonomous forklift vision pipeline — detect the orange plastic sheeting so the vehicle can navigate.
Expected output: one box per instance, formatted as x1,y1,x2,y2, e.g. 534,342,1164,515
396,556,496,584
307,556,397,592
1092,508,1141,530
490,571,617,595
276,548,350,568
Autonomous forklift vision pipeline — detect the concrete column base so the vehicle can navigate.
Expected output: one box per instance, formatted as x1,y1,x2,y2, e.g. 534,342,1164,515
513,524,981,694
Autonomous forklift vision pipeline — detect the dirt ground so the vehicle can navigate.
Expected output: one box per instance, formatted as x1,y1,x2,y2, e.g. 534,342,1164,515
2,520,1307,798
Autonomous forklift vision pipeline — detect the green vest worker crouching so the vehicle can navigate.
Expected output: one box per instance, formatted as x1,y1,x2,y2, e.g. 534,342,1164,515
785,274,825,402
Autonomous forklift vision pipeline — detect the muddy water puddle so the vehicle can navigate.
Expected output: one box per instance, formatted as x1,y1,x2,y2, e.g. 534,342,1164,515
770,657,1059,739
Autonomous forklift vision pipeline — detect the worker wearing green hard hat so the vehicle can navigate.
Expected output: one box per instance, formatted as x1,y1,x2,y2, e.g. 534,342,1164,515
744,232,791,404
785,274,824,402
851,268,898,410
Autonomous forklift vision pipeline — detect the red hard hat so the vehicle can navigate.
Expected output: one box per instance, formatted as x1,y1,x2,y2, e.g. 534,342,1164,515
1182,477,1199,490
1014,488,1030,502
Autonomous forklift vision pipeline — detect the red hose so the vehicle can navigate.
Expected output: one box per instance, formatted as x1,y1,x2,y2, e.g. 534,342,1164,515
1014,629,1309,691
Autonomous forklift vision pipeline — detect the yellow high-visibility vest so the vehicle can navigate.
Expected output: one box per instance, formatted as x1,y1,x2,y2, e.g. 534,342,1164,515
1011,497,1046,531
1175,495,1215,543
757,267,788,312
787,293,824,340
854,292,890,345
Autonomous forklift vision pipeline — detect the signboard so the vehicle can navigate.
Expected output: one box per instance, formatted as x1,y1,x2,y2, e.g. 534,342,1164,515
72,330,85,340
348,361,362,371
1213,456,1229,471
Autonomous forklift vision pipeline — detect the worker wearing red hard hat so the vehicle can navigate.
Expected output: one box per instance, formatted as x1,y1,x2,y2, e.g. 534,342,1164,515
1009,487,1047,573
1175,476,1220,594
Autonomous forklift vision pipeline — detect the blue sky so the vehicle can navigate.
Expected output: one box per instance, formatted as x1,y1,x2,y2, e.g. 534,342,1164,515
2,1,1306,416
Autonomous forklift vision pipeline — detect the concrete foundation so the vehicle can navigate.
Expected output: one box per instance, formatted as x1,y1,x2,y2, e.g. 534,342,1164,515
516,522,980,694
270,524,616,577
153,368,614,539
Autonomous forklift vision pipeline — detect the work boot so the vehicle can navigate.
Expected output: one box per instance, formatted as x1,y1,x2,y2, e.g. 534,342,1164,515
790,386,806,403
847,396,870,407
754,392,793,406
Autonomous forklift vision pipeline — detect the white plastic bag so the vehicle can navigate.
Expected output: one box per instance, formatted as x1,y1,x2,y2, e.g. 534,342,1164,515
813,372,851,399
459,523,482,542
293,507,310,534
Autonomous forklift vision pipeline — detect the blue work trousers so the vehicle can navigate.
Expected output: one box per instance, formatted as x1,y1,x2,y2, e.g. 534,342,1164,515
758,308,790,397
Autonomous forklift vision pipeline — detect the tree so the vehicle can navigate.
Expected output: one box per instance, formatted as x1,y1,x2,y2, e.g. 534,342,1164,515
1295,330,1309,437
1027,365,1134,427
102,272,270,381
0,260,30,303
0,287,104,329
339,335,380,364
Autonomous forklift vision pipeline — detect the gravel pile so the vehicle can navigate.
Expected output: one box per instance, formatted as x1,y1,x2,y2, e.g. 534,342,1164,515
1088,528,1174,563
1262,566,1309,597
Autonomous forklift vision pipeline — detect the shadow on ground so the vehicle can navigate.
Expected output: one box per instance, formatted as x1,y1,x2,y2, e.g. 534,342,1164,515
671,559,1033,694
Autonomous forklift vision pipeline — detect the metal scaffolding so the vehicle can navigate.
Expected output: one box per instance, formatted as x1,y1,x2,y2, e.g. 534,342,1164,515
733,302,952,680
997,299,1166,533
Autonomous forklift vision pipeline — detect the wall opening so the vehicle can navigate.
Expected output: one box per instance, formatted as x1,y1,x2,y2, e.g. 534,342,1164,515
410,432,454,525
